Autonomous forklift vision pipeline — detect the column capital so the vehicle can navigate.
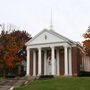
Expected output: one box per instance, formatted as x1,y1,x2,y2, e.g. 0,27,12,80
68,47,72,49
38,47,41,50
64,45,68,48
50,46,55,49
26,47,30,50
64,45,71,49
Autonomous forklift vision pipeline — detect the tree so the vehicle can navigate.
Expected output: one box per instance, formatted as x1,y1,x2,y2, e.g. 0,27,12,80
83,26,90,56
0,24,31,76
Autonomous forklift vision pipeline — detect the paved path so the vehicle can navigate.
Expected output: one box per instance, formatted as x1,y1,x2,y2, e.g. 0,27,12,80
0,77,27,90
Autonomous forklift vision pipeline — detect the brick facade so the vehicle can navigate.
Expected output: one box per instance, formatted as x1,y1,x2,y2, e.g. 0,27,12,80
72,47,82,76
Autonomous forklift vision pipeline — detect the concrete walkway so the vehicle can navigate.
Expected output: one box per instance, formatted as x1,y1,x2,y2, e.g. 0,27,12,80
0,77,27,90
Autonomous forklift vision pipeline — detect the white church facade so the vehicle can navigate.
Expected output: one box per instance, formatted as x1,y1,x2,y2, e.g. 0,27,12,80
25,29,83,77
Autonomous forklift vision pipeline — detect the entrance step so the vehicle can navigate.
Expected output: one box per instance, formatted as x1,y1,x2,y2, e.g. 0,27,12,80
39,75,54,80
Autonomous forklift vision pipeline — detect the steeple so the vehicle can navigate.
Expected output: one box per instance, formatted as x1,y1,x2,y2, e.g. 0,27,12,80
50,8,53,30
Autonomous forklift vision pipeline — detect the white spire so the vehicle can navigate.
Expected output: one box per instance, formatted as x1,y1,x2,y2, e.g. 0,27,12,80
50,8,53,30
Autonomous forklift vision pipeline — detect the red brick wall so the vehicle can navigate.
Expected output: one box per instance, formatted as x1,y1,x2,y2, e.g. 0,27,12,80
41,51,44,75
29,50,46,76
72,47,82,76
59,49,64,75
30,51,33,76
77,48,82,74
36,51,38,76
29,47,82,76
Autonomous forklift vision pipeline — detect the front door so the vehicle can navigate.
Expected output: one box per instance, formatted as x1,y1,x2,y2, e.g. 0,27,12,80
47,57,52,75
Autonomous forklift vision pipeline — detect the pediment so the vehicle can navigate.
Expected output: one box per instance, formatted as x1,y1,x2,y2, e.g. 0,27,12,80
25,29,72,46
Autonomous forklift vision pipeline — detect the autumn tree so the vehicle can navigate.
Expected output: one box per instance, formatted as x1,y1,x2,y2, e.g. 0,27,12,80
83,26,90,56
0,24,31,76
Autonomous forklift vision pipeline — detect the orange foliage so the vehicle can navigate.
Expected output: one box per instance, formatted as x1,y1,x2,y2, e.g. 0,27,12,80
0,44,4,50
83,33,90,38
83,26,90,56
83,40,90,48
0,30,31,69
4,53,14,68
15,56,23,62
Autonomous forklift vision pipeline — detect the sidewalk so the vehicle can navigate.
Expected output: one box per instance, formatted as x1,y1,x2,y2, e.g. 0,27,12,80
0,77,27,90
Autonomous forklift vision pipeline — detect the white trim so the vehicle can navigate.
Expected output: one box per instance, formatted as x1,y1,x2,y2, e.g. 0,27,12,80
25,29,74,46
27,42,70,49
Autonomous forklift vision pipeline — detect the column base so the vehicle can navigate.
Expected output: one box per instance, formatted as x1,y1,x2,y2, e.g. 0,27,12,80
68,74,72,76
56,74,60,76
25,75,32,80
64,74,69,76
37,74,41,77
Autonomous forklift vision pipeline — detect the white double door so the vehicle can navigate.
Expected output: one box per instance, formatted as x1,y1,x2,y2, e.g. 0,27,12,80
46,57,56,75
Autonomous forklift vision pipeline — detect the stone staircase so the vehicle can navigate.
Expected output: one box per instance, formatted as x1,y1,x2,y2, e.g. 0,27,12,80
0,77,27,90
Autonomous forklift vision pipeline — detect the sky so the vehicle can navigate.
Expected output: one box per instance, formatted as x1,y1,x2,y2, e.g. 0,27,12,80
0,0,90,42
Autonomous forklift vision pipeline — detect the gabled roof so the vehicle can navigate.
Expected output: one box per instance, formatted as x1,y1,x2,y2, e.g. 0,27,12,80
25,29,76,46
49,30,75,43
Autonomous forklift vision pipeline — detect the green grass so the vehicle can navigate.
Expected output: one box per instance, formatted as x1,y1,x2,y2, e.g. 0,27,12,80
0,77,4,81
14,77,90,90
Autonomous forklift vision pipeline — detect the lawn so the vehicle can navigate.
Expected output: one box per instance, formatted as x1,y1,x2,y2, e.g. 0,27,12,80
0,77,4,81
14,77,90,90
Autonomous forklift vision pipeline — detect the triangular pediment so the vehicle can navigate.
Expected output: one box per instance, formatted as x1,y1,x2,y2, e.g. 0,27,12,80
25,29,73,46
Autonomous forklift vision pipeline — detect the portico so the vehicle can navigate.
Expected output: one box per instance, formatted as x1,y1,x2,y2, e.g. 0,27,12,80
26,45,72,77
25,29,73,77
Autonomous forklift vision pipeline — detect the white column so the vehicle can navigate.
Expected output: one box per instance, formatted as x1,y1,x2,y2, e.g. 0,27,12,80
64,46,68,76
38,48,41,76
68,48,72,76
26,48,30,76
51,46,55,75
33,50,36,76
44,50,47,75
56,49,60,76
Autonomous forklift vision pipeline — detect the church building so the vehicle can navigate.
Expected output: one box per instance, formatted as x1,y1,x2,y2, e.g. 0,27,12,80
25,29,83,77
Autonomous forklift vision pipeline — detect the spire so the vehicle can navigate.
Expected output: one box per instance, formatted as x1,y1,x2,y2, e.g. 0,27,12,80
50,8,53,30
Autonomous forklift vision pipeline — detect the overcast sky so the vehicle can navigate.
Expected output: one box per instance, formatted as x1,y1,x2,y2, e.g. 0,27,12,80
0,0,90,42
